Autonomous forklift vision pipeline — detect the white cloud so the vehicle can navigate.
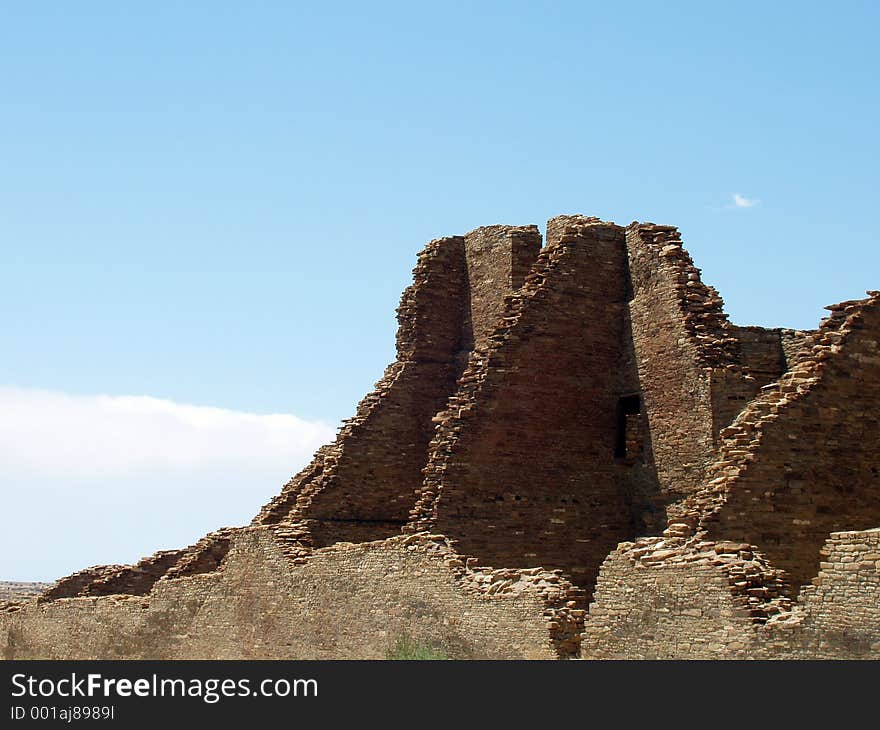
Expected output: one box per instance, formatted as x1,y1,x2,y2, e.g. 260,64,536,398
732,193,759,208
0,387,337,580
0,386,334,479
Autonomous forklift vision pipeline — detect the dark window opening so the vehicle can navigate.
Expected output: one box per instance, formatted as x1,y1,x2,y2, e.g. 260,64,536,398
615,395,644,461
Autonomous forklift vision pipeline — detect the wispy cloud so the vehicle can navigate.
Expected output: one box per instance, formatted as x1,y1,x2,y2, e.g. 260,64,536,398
0,387,336,580
0,387,334,478
731,192,759,209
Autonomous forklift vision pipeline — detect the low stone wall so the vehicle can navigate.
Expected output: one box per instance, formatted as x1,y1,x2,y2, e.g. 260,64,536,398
581,537,790,659
786,528,880,658
581,529,880,659
1,528,581,660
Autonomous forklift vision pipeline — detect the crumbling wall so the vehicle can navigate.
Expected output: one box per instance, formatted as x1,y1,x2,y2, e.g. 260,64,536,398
709,326,811,435
780,329,814,364
50,551,184,599
730,326,786,379
581,536,792,659
410,217,644,597
694,293,880,591
253,227,541,547
624,224,819,508
162,528,237,579
0,528,582,660
251,236,470,544
580,528,880,659
36,565,132,603
711,326,784,432
36,528,239,602
37,553,185,602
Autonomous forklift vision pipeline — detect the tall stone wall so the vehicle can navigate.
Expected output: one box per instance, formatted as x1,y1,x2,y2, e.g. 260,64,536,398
1,528,582,660
253,227,541,547
699,293,880,591
615,303,665,534
625,223,738,503
623,224,816,510
6,213,876,662
410,217,645,598
251,236,469,545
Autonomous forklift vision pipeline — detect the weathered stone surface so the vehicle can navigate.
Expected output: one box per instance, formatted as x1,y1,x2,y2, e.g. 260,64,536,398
693,292,880,589
2,214,877,660
409,218,656,599
1,529,580,660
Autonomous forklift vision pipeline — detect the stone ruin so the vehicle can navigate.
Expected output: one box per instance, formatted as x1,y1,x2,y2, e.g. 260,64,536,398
2,215,878,659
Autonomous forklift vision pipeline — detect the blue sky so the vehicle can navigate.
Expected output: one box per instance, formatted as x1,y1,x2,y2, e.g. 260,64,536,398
2,3,878,580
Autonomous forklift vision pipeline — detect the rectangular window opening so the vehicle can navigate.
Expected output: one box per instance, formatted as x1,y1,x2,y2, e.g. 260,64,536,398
615,394,644,461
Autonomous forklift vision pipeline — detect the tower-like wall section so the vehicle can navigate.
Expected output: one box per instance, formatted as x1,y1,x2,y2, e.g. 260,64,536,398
411,218,636,596
253,226,541,547
625,224,742,504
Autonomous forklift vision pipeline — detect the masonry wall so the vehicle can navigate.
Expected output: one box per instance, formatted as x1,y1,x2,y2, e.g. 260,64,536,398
781,329,815,364
788,528,880,658
40,551,184,601
615,303,665,534
625,224,738,505
461,225,542,354
581,536,793,658
411,217,647,598
708,326,804,436
0,528,581,660
253,227,541,547
703,294,880,591
582,551,758,658
581,529,880,659
252,236,469,545
38,528,238,601
730,326,787,379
